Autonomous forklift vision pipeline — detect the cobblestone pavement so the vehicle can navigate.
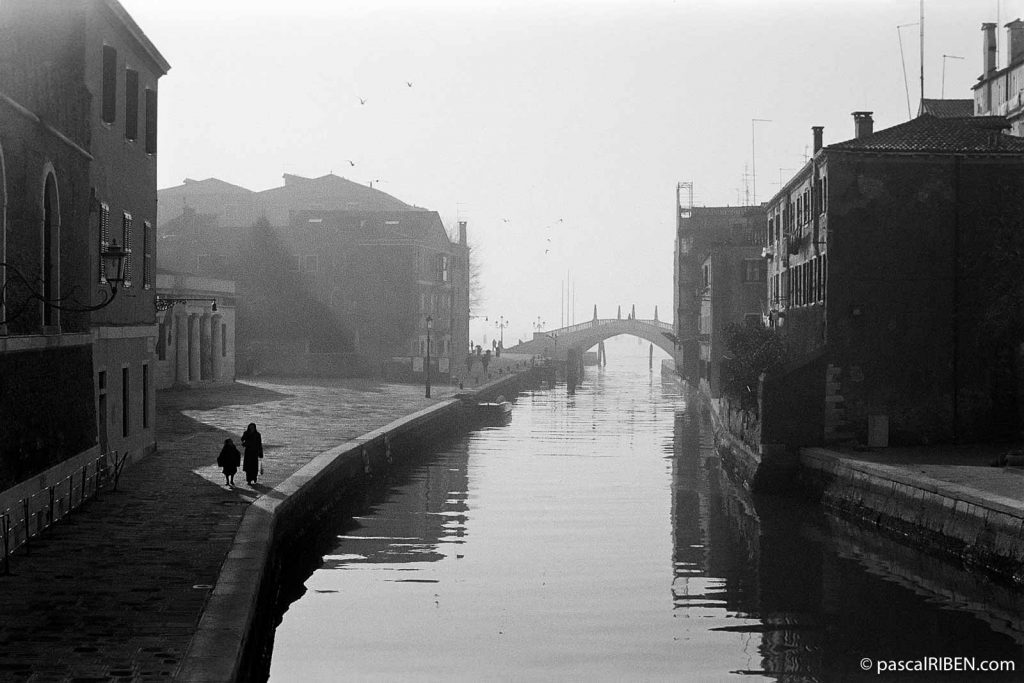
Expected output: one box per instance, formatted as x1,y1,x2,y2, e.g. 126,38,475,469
0,378,457,682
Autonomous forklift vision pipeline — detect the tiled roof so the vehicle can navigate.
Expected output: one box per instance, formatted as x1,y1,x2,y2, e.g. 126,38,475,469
918,98,974,118
827,114,1024,154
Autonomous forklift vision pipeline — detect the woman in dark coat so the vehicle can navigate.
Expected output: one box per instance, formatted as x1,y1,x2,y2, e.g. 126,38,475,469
241,423,263,486
217,438,241,487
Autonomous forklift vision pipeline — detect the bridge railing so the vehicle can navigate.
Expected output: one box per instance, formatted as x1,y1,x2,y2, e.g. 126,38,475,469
544,318,674,336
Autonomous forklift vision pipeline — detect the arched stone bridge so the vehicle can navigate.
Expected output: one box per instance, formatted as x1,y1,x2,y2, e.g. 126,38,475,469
505,318,678,361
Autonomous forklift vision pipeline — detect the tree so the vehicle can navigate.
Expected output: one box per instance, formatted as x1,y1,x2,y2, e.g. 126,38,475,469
467,239,485,314
720,322,785,413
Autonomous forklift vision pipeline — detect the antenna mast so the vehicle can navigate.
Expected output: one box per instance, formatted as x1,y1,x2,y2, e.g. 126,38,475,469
919,0,925,105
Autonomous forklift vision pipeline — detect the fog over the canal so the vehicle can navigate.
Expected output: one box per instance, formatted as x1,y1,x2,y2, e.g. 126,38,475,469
124,0,1015,343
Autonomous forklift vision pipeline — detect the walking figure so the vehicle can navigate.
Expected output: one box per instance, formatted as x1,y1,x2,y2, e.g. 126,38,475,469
241,423,264,486
217,438,241,487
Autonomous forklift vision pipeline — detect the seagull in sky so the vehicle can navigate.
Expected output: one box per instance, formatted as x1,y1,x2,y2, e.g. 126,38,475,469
406,81,414,88
358,97,367,105
346,160,356,167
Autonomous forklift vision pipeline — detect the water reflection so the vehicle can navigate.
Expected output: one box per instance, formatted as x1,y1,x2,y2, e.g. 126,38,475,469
269,342,1023,681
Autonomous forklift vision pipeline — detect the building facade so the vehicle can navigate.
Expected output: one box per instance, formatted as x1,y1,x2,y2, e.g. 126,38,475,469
697,245,765,398
674,194,764,382
156,174,470,381
765,112,1024,446
155,272,236,389
84,0,169,462
973,20,1024,136
0,0,165,495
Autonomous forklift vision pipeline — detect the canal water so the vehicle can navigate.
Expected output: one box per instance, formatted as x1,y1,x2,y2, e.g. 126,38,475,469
268,338,1024,681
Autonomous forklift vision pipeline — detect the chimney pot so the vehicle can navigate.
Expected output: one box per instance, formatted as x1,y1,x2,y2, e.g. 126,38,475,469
983,22,998,75
852,111,874,140
812,126,824,153
1007,19,1024,67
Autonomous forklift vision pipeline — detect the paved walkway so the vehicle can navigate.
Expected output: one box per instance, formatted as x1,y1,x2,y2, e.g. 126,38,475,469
0,378,457,682
823,443,1024,505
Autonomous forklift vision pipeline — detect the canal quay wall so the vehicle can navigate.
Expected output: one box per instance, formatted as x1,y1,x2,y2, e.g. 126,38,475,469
797,448,1024,588
176,370,535,683
700,383,1024,588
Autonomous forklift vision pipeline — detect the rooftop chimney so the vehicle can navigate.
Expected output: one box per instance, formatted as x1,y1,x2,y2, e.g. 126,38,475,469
1007,19,1024,66
852,111,874,140
983,22,998,75
812,126,824,153
458,220,467,246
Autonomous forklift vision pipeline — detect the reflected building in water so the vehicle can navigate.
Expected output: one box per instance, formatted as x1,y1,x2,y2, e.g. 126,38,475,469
669,401,1024,680
322,444,470,571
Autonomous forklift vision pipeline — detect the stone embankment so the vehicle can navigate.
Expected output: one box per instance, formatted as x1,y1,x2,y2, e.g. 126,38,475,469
0,367,536,682
702,389,1024,588
798,446,1024,587
177,369,536,682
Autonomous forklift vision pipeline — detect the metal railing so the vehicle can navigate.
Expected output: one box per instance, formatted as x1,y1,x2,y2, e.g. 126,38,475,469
0,450,127,575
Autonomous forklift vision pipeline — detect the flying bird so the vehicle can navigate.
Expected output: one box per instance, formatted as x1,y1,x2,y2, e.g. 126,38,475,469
406,81,413,88
346,160,356,166
358,97,367,105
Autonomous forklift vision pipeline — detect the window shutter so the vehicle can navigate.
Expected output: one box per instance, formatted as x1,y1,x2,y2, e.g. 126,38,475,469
98,203,110,283
143,220,152,289
123,212,133,288
125,69,139,141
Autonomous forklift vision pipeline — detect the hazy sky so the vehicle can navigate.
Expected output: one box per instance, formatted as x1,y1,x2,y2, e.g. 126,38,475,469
122,0,1015,345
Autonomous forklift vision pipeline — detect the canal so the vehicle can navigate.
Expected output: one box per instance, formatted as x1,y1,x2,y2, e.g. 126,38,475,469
267,338,1024,681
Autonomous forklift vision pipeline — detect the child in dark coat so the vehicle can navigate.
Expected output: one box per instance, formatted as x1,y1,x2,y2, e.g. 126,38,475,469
217,438,241,487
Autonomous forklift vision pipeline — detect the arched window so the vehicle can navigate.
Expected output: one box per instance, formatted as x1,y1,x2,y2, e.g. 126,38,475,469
42,170,60,328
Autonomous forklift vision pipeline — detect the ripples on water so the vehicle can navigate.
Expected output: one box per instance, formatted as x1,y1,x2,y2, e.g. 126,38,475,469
269,340,1024,682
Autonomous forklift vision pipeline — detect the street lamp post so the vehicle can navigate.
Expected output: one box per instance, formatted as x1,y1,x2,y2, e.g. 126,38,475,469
495,315,508,351
425,315,433,398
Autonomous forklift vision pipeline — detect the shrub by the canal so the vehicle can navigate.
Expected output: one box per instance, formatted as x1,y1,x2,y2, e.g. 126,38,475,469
721,322,784,414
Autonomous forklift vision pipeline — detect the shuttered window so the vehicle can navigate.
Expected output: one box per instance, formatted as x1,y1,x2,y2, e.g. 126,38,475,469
122,212,133,288
143,220,152,289
102,46,117,124
145,89,157,154
125,69,139,141
98,203,110,283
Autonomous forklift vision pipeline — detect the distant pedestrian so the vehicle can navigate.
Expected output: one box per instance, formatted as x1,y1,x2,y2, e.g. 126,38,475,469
241,423,264,486
217,438,241,487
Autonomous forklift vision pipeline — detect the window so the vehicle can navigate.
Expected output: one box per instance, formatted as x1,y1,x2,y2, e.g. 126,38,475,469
222,323,227,356
141,364,149,429
742,259,764,283
821,176,828,212
122,366,130,437
143,221,152,288
702,264,710,289
156,320,167,360
102,46,117,124
821,254,828,303
122,212,133,287
98,202,110,282
124,69,139,140
438,254,450,282
144,89,157,153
